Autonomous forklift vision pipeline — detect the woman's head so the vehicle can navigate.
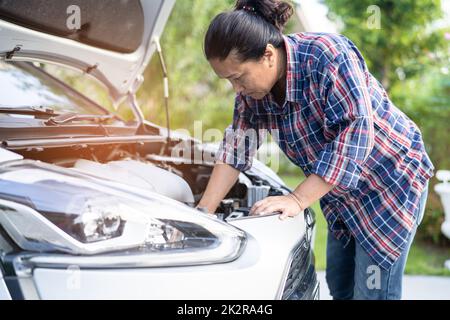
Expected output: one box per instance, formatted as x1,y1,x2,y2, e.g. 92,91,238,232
204,0,294,99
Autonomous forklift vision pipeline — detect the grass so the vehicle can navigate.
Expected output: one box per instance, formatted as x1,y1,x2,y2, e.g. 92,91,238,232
280,174,450,276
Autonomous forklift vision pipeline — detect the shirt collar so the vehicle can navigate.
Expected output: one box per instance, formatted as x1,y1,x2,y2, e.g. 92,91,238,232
282,34,301,103
261,35,301,107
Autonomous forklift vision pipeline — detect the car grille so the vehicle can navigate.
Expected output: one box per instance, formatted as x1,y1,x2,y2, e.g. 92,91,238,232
281,239,318,300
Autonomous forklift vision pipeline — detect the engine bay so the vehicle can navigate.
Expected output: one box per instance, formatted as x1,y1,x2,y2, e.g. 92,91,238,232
7,138,289,221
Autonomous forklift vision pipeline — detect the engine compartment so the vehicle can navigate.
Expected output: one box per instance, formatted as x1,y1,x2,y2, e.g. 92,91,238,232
7,138,289,221
72,159,196,204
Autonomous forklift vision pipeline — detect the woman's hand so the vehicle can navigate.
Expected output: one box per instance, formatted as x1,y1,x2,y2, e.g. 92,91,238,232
249,195,304,220
250,175,333,220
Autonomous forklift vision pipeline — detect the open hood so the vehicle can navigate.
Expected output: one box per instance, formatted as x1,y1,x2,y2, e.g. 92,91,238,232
0,0,175,102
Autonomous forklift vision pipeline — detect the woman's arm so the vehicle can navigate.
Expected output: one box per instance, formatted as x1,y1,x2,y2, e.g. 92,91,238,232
196,161,241,214
199,94,265,214
250,174,334,219
290,174,335,210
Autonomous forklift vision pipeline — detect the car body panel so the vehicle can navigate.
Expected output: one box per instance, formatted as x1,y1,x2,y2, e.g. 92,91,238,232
0,148,23,163
31,214,305,300
0,269,11,300
0,0,175,101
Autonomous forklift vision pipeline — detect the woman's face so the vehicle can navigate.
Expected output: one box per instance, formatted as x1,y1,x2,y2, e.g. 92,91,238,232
208,46,280,100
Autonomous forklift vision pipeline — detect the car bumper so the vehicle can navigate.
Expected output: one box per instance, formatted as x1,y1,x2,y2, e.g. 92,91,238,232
2,210,318,300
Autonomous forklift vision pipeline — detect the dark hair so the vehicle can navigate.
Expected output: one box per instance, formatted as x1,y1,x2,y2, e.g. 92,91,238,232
204,0,294,62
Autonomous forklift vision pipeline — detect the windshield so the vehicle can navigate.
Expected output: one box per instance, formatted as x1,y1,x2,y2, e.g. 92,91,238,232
0,61,109,116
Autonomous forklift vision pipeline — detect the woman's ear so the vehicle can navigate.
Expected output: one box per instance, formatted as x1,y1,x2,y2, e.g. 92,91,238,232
262,44,277,67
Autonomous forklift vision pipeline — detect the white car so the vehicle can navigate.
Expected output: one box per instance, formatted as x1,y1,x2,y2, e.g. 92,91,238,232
0,0,318,300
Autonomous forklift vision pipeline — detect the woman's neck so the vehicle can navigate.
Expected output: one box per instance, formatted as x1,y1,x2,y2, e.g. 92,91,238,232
271,47,287,106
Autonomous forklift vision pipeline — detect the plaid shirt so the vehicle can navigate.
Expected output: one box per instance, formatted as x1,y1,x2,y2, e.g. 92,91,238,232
216,33,435,270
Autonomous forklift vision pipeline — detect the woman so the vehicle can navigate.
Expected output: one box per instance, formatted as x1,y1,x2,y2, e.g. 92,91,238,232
197,0,434,300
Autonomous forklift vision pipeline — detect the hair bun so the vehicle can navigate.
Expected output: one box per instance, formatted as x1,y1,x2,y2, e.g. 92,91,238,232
235,0,294,31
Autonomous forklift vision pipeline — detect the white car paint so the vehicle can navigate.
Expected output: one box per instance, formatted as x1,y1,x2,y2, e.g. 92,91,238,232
0,148,23,163
0,0,175,101
32,214,306,300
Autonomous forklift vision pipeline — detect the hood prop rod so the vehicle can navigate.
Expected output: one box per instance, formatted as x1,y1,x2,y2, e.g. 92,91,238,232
128,90,145,124
154,36,171,148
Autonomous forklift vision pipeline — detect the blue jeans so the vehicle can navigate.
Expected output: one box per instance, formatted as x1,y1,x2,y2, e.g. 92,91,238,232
325,185,429,300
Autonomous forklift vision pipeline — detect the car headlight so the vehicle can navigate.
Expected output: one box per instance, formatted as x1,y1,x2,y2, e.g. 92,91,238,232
0,162,246,267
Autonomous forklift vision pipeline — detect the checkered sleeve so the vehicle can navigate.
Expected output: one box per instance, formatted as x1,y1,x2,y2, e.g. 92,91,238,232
310,51,375,190
215,94,266,171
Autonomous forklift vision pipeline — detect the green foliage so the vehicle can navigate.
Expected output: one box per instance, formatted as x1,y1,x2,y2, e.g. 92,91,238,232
323,0,446,90
393,67,450,169
136,0,236,136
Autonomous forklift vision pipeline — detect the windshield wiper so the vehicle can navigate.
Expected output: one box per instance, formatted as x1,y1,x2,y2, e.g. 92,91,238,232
44,112,114,126
0,106,57,117
0,106,116,126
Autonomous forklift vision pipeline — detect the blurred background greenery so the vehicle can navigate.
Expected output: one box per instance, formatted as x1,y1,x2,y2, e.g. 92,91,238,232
68,0,449,274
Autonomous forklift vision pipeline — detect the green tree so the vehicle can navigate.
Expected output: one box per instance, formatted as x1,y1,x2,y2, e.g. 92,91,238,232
323,0,446,91
136,0,236,137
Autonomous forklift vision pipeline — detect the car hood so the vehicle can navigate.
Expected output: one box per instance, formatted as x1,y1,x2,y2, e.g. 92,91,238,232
0,0,175,102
